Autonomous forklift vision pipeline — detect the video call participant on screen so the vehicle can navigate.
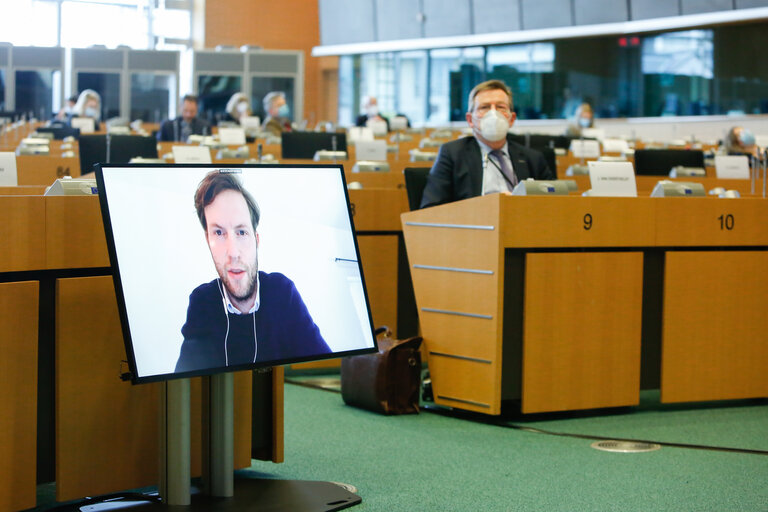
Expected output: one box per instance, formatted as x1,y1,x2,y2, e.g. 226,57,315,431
261,91,292,136
175,171,330,373
420,80,554,209
67,89,102,130
157,94,211,142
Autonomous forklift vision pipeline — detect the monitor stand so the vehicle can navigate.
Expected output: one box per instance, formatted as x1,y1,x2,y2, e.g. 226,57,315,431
154,372,362,511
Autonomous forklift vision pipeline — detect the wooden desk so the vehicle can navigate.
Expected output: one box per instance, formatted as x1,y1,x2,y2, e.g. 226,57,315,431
0,195,282,507
402,195,768,415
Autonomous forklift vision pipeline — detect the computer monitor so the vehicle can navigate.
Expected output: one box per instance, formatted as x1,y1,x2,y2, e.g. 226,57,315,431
36,125,81,140
95,163,377,383
78,135,158,175
634,149,705,176
281,131,347,159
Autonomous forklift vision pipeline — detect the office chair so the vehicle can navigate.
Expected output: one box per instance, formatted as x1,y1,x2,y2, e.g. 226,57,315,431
403,167,431,210
634,149,705,176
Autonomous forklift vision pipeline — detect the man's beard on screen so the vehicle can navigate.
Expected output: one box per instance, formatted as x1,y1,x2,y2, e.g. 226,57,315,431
217,259,258,303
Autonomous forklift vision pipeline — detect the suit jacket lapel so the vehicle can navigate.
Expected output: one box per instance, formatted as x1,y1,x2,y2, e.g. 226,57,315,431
507,140,531,181
464,137,484,197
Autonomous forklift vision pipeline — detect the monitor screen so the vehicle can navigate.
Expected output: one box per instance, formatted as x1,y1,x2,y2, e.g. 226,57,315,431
634,149,705,176
79,135,159,175
281,131,347,159
96,164,377,383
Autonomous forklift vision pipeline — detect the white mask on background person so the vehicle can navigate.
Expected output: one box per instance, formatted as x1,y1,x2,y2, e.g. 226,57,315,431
237,102,249,114
366,106,379,117
84,106,100,120
578,117,592,128
476,109,510,142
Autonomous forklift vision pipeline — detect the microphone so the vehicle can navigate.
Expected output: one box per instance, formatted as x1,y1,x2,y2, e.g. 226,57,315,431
257,143,263,163
105,132,111,164
331,135,338,164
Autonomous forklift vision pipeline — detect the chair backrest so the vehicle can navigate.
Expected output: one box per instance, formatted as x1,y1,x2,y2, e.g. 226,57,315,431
538,147,556,176
634,149,705,176
403,167,430,210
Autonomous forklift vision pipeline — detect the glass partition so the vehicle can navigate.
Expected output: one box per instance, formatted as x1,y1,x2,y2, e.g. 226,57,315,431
396,51,428,126
15,69,60,120
131,72,175,123
0,70,5,110
250,76,295,123
430,47,484,124
77,72,121,120
197,75,242,124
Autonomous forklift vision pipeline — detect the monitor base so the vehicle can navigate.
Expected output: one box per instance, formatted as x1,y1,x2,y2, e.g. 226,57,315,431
74,479,361,512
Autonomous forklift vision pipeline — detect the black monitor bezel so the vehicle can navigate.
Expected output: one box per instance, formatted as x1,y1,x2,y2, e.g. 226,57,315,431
95,162,378,384
280,131,348,159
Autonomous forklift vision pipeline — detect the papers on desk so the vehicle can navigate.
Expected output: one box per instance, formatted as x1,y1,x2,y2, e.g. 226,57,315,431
570,139,601,158
0,152,18,186
714,155,750,179
172,145,212,164
587,161,637,197
354,140,387,162
218,127,247,146
348,127,374,142
70,117,95,134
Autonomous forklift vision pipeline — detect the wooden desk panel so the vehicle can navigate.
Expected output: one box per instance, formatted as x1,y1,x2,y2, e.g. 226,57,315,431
661,251,768,403
357,235,399,333
522,252,643,413
0,281,39,512
55,276,161,501
0,185,47,195
348,188,409,231
17,155,80,185
1,196,46,272
45,196,110,269
55,276,256,502
499,196,657,248
655,198,768,247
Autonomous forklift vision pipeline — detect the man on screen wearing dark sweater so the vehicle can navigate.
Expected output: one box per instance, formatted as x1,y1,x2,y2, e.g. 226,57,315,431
175,170,330,373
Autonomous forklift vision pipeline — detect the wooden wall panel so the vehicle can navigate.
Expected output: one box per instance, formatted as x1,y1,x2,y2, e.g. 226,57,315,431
205,0,322,125
0,281,39,512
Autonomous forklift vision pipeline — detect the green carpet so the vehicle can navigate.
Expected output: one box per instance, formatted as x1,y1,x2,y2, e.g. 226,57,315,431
245,383,768,511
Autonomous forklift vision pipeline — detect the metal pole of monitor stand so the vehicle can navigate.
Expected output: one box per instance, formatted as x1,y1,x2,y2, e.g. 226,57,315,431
106,132,111,164
332,135,338,165
159,378,191,505
204,372,234,497
751,155,756,195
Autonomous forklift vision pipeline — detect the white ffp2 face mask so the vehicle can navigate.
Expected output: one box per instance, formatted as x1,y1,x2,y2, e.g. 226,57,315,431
476,109,510,142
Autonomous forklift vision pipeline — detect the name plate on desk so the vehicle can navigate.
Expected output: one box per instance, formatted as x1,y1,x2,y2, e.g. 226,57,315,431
348,127,374,142
172,145,212,164
354,140,387,162
0,152,18,186
218,127,246,146
570,139,601,158
70,117,95,134
714,155,750,179
588,161,637,197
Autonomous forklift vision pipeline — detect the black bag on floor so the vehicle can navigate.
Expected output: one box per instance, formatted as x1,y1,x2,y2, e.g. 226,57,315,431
341,327,422,415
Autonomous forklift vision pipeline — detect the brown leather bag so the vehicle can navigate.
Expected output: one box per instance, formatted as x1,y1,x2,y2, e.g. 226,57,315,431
341,328,423,415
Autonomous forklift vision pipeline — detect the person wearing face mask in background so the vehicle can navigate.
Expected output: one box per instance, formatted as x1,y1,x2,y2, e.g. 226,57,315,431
223,92,252,125
564,102,595,138
420,80,554,209
261,91,292,136
722,126,761,159
67,89,102,131
355,96,390,131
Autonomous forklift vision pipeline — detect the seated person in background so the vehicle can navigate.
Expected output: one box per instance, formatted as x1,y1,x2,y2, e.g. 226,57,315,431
67,89,102,130
420,79,554,209
54,95,78,122
261,91,292,136
563,103,594,138
175,170,330,373
157,94,211,142
722,126,760,158
224,92,252,124
355,96,390,131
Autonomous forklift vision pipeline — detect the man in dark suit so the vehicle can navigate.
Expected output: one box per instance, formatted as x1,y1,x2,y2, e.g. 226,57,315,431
157,94,211,142
420,80,554,208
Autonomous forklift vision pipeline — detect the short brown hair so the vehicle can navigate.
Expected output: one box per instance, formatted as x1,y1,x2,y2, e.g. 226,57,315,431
181,94,199,104
467,80,513,113
194,171,260,232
